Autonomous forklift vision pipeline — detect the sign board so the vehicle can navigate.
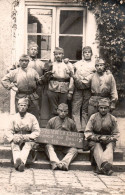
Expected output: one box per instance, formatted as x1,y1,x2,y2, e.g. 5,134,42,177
36,128,84,148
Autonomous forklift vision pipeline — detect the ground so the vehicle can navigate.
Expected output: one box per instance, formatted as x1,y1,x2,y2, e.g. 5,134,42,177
0,168,125,195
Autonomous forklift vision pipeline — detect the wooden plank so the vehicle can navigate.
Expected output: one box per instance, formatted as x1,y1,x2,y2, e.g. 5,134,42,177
36,128,84,148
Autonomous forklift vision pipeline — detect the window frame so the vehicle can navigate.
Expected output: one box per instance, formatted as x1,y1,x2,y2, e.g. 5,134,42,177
25,5,86,61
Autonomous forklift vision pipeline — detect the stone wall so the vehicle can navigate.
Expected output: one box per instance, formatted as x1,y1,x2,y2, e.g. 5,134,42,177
0,0,13,112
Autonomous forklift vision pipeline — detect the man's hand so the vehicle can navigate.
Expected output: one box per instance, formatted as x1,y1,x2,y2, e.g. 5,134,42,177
13,135,23,144
11,86,18,92
22,135,30,142
67,93,73,100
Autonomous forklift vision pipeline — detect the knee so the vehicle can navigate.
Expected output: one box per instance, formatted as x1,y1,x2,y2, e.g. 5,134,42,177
45,144,54,151
69,147,78,154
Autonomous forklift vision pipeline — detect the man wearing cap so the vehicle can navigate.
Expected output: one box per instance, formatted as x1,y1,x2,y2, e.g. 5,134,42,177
28,42,44,108
47,47,74,118
71,58,118,118
1,54,43,120
72,46,95,132
5,98,40,172
84,98,119,175
45,103,78,171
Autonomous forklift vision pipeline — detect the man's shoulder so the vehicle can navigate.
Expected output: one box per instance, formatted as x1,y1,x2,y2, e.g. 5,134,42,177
66,117,75,124
108,113,117,121
48,116,58,123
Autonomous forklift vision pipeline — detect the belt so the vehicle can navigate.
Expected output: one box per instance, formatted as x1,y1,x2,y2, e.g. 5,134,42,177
91,93,110,97
50,77,70,82
18,90,35,95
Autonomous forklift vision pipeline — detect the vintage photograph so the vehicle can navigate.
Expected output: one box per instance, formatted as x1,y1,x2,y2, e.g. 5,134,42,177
0,0,125,194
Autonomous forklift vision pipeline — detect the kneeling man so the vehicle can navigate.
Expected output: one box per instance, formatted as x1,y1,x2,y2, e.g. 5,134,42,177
45,103,78,171
85,99,119,175
6,98,40,172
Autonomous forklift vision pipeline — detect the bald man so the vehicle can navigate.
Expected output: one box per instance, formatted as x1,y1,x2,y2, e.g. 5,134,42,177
45,103,78,171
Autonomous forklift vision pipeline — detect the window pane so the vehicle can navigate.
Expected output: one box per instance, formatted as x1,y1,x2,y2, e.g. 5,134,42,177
28,35,51,59
28,9,52,34
60,10,83,34
59,36,82,60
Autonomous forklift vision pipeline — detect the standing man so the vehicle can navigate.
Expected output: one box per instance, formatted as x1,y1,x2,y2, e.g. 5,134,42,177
72,46,95,132
1,54,42,121
5,98,40,172
45,103,78,171
85,99,119,175
47,47,74,118
71,58,118,118
28,42,44,112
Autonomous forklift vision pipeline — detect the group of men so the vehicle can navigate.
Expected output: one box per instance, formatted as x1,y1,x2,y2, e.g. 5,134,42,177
1,43,119,175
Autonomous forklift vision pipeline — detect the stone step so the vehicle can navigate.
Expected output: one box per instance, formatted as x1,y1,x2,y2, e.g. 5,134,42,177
0,159,125,172
0,145,123,161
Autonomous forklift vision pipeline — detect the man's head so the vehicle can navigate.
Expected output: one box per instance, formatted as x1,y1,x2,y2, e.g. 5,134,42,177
95,58,105,74
57,103,68,119
19,54,29,69
98,98,110,116
54,47,64,62
17,98,29,113
83,46,93,61
28,42,38,58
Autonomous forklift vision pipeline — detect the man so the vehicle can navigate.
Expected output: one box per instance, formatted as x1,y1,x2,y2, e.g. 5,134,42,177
84,99,119,175
71,58,118,118
1,54,43,120
47,47,74,118
45,103,78,171
72,46,95,132
5,98,40,172
28,42,45,109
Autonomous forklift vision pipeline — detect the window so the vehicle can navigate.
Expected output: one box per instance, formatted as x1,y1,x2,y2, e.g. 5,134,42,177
26,7,85,61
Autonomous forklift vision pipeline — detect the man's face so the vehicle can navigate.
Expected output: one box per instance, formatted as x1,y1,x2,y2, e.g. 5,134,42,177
54,51,64,62
18,103,28,113
98,105,109,116
58,108,68,119
29,46,38,58
20,58,29,69
95,63,105,73
83,50,92,61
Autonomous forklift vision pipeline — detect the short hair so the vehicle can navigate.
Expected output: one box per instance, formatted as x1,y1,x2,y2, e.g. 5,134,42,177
58,103,68,111
28,42,38,50
83,46,93,55
53,47,64,54
95,58,105,65
19,54,29,61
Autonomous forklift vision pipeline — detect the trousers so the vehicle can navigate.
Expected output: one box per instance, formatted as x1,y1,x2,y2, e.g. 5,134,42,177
72,88,91,132
47,90,68,118
93,142,114,169
11,141,35,165
45,144,78,167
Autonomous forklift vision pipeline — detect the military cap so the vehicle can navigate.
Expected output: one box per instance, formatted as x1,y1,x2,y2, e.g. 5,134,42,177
18,98,29,105
19,54,29,61
28,42,38,49
98,98,110,107
95,58,105,65
58,103,68,110
83,46,93,55
53,47,64,54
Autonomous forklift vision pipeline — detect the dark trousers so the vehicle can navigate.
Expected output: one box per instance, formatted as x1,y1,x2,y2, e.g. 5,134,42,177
47,90,68,118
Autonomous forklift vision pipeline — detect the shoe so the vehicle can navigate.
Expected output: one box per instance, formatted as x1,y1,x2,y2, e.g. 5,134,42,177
18,162,25,172
52,163,58,170
62,163,68,171
101,161,113,175
94,166,103,175
57,162,63,170
14,158,22,170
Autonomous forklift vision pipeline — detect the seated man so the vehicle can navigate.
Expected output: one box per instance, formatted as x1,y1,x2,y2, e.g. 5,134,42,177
45,103,78,171
5,98,40,172
84,99,119,176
